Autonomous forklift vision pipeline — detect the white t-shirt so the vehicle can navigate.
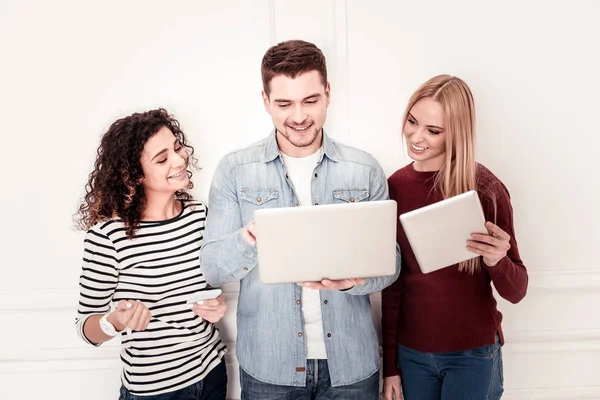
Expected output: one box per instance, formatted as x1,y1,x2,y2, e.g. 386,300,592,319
281,148,327,359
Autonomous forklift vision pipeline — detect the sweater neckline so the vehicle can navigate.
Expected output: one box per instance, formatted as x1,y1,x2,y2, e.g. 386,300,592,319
406,161,438,179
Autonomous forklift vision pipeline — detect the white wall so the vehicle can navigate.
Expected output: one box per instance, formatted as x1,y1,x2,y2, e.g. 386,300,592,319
344,1,600,398
1,1,598,399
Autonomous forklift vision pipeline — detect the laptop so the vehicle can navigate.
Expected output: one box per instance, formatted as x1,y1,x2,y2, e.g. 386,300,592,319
254,200,397,284
399,190,487,274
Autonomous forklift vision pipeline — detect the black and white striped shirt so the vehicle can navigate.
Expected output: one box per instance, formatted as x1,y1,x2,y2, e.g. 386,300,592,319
75,201,226,396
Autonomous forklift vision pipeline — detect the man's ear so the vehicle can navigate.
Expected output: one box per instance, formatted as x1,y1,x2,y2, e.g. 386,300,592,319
261,90,271,114
325,82,331,107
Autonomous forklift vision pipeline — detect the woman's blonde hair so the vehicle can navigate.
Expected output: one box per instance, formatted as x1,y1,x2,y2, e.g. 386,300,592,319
402,74,492,273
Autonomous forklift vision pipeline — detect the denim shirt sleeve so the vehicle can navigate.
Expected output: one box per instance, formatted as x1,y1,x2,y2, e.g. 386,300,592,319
199,156,257,287
343,160,401,295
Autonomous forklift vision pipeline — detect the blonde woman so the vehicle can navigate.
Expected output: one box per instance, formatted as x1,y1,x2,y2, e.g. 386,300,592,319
382,75,528,400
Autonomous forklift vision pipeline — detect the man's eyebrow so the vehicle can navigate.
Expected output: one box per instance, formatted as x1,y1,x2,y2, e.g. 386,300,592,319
273,93,321,103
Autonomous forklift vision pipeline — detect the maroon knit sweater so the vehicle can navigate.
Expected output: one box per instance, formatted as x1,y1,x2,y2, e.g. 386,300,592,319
382,162,528,378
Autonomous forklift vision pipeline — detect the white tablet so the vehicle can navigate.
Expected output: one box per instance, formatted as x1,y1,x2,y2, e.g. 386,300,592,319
254,200,398,284
399,190,487,274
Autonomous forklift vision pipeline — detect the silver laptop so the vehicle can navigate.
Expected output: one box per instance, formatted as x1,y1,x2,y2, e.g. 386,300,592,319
399,190,487,274
254,200,397,284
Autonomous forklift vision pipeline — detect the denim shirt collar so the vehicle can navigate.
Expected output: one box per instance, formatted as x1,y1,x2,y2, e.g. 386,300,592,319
263,128,341,163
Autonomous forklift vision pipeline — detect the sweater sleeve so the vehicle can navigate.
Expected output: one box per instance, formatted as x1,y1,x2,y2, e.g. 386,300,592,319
381,178,404,377
382,275,403,377
483,179,529,304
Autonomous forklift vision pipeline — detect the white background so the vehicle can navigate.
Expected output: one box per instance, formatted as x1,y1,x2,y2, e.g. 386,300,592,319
0,1,599,398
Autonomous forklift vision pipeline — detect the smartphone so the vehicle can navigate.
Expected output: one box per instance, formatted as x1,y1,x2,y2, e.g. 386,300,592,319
186,288,223,304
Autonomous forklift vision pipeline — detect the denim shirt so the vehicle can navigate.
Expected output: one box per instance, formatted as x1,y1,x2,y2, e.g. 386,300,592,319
200,130,401,387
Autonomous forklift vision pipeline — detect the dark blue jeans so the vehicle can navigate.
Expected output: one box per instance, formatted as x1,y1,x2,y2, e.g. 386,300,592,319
118,359,227,400
397,335,504,400
240,359,379,400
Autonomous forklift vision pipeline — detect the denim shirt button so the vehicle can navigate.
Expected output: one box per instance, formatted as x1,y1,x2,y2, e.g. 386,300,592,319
323,300,328,304
327,333,332,338
293,204,299,207
243,267,248,271
298,332,303,337
296,300,301,305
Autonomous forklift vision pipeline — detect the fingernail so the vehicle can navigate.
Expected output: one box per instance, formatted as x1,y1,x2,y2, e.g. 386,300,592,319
197,301,204,305
126,303,132,309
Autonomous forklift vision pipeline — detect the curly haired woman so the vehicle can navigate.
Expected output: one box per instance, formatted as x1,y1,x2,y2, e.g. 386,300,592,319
74,108,228,400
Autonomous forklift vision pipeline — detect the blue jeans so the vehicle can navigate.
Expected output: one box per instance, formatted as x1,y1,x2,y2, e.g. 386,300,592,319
397,335,504,400
118,359,227,400
240,359,379,400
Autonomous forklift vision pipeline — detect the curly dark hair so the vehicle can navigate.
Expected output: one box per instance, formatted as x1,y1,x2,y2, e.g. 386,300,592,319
76,108,198,238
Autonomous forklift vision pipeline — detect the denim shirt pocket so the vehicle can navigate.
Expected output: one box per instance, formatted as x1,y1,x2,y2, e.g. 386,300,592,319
332,188,369,204
240,188,280,207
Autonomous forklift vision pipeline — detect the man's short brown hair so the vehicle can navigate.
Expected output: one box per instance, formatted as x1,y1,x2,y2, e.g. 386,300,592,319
261,40,328,97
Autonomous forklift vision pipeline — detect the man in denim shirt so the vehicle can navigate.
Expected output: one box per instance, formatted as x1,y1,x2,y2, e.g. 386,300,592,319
200,40,401,400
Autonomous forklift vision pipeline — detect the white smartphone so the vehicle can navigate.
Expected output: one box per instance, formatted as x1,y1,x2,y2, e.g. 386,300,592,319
186,288,222,304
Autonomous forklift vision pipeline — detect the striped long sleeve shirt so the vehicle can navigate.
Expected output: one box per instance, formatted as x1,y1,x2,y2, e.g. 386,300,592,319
75,201,226,396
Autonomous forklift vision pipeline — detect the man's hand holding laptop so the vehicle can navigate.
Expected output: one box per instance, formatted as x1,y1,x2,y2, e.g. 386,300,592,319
297,278,366,290
241,221,257,246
